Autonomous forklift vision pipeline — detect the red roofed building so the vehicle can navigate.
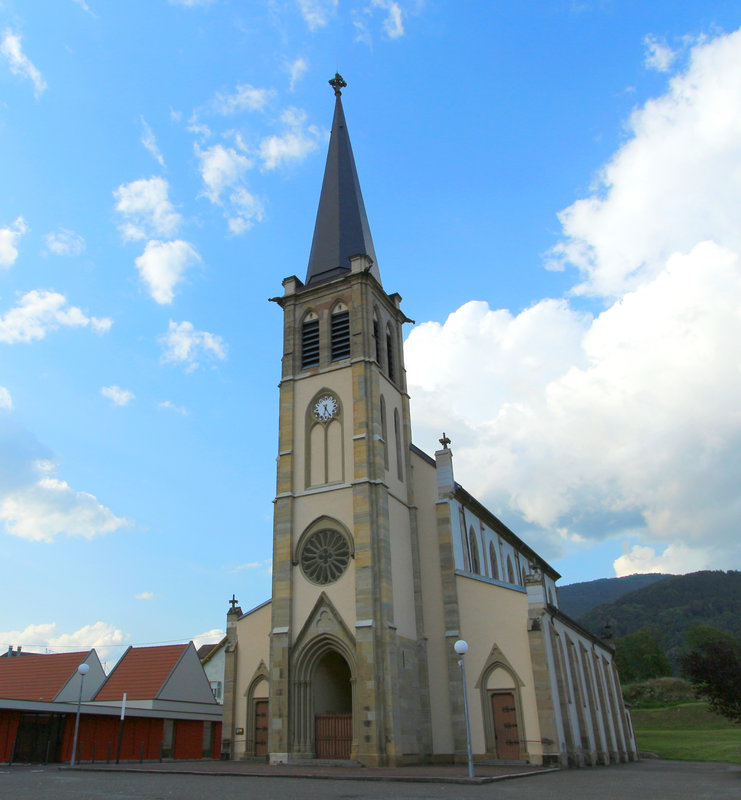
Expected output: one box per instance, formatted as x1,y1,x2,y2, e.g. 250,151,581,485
0,644,221,764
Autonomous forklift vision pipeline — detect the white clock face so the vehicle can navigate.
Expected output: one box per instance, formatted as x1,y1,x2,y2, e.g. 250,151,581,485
314,394,338,422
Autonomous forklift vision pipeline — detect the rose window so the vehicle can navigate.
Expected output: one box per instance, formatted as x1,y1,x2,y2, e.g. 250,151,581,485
299,529,351,585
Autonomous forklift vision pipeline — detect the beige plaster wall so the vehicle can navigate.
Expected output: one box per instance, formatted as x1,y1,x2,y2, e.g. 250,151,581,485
455,574,542,758
232,601,272,757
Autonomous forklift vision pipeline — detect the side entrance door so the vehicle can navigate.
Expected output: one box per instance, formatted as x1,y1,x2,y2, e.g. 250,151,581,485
254,700,269,757
491,692,520,760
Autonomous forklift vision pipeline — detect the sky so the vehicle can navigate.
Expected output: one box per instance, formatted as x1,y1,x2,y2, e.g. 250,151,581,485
2,0,741,665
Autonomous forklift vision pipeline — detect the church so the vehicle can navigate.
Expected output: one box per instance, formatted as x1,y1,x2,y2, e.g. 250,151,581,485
221,75,637,769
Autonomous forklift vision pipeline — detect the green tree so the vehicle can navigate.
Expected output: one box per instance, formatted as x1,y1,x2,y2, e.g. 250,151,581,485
615,627,672,683
679,626,741,723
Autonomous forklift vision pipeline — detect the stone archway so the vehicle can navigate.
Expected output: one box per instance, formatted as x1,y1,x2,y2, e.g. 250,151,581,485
313,650,353,758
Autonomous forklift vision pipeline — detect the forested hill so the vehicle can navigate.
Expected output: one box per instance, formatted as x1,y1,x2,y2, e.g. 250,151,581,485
557,573,671,619
575,570,741,650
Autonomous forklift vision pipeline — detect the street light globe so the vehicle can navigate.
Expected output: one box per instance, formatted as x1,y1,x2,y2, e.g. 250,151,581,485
78,663,90,676
454,639,469,655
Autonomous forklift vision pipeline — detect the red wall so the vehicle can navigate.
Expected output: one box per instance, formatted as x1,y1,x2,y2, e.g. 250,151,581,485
173,719,203,759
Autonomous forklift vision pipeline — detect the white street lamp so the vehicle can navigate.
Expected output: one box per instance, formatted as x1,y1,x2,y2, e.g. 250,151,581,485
454,639,474,779
70,662,90,767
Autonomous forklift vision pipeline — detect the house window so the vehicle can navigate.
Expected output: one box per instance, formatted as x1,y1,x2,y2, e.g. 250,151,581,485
373,311,382,365
394,408,403,481
331,303,350,361
301,312,320,369
386,325,395,382
380,395,389,469
210,680,222,702
469,527,480,574
489,541,499,580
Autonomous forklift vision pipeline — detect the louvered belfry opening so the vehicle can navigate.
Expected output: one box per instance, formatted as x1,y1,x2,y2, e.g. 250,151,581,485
331,309,350,361
302,316,320,368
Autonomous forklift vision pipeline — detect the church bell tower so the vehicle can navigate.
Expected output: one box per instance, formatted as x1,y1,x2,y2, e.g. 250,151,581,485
267,75,431,766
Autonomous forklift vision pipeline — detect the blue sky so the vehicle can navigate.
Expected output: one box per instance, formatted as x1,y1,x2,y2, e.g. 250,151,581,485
2,0,741,663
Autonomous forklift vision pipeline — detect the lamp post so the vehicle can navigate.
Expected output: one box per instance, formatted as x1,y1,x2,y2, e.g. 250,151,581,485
454,639,474,778
70,662,90,767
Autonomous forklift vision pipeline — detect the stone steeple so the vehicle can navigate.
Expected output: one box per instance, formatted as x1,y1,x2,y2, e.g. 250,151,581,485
305,74,380,287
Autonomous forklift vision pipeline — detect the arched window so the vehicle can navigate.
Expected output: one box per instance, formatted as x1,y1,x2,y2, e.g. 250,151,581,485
393,408,403,481
380,395,389,469
515,556,522,585
469,527,480,574
373,310,382,365
489,541,499,580
507,555,515,584
330,302,350,361
301,311,320,369
386,324,395,383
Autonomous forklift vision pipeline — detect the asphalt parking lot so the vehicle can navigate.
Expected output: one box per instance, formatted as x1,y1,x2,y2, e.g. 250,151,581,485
0,759,739,800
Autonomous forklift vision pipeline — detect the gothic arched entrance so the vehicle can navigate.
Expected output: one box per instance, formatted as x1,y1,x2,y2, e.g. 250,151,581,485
313,650,352,758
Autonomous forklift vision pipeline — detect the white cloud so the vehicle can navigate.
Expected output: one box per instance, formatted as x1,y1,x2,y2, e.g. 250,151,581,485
406,28,741,575
1,30,46,98
159,399,188,415
195,144,263,233
160,320,226,371
0,621,127,659
0,462,131,543
233,558,272,575
287,57,308,91
0,387,11,410
297,0,337,31
259,107,322,170
372,0,404,39
644,34,676,73
43,228,86,257
550,27,741,298
212,84,274,115
0,290,112,344
114,177,181,242
101,385,134,406
135,591,154,600
191,628,225,650
196,143,251,203
72,0,94,15
0,217,28,268
140,117,165,167
134,239,201,304
613,542,712,577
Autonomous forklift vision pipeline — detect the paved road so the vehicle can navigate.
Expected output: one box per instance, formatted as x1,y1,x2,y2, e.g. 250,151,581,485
0,760,739,800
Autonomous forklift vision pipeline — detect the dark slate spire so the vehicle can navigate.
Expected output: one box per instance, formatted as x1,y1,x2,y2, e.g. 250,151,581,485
305,74,380,287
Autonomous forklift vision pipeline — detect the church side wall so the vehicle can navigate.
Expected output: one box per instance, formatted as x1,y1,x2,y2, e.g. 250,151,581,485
455,575,542,761
388,494,416,639
232,602,272,759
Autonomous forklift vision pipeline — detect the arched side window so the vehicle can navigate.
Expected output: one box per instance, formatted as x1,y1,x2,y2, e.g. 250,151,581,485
507,555,515,584
330,302,350,361
469,527,480,574
489,541,499,580
380,395,389,470
301,311,320,369
373,309,382,365
515,556,523,586
393,408,403,481
386,323,395,383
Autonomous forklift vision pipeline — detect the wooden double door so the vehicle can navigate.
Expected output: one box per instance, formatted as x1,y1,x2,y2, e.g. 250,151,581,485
314,714,352,759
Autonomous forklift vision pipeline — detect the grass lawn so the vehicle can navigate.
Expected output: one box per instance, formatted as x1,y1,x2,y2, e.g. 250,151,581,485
631,702,741,764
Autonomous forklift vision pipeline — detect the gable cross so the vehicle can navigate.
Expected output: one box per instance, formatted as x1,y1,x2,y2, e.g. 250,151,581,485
439,432,451,450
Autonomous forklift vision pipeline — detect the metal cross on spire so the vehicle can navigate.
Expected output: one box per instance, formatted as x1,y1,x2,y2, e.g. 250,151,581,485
329,73,347,96
439,432,451,450
229,594,239,610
